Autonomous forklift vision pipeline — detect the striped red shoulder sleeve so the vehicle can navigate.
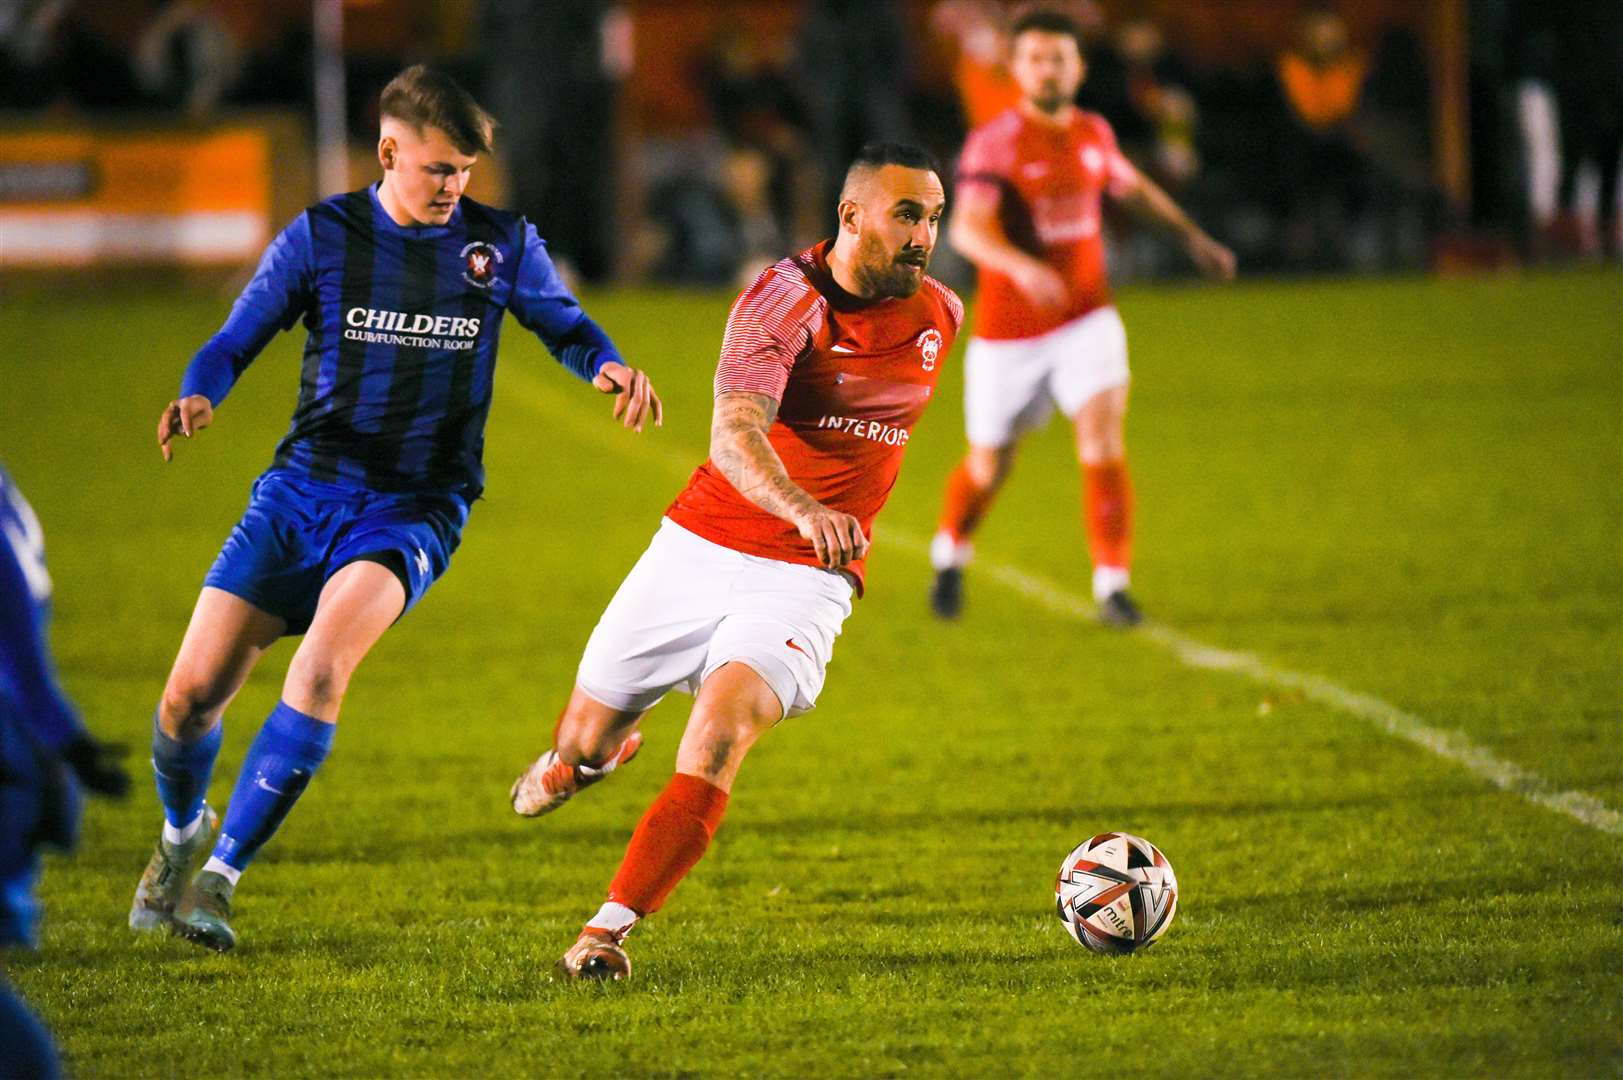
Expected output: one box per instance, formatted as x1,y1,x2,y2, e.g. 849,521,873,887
955,112,1018,194
713,262,827,400
924,276,965,333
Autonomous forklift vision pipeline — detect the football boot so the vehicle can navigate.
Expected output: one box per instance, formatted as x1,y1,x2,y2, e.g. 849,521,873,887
929,567,964,619
172,870,238,953
556,927,631,982
1098,590,1144,628
129,805,218,932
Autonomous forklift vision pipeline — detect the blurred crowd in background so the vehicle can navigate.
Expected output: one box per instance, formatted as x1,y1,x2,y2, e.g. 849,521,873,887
0,0,1618,286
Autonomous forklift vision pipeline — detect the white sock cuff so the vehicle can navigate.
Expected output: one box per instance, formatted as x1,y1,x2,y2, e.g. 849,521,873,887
586,901,639,936
1093,565,1131,602
162,809,206,847
930,530,973,571
202,856,242,886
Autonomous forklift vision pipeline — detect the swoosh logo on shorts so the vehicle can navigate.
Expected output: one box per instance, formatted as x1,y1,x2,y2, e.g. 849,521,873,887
785,638,809,657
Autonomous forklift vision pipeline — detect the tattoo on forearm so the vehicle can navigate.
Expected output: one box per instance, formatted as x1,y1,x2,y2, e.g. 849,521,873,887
711,391,820,523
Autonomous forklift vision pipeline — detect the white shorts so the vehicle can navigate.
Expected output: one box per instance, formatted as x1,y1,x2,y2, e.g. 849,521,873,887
576,518,854,720
963,306,1130,448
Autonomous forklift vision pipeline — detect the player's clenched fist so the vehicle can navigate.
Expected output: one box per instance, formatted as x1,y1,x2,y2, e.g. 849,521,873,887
594,361,664,433
157,395,215,462
794,505,869,569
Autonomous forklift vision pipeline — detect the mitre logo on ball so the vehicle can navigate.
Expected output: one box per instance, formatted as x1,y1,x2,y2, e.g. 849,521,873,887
461,241,502,288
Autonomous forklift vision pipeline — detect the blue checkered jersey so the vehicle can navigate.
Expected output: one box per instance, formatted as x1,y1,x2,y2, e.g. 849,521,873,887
180,184,623,497
0,466,82,753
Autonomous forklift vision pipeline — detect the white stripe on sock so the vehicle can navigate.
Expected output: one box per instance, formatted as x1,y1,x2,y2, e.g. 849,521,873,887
202,857,241,886
162,809,205,847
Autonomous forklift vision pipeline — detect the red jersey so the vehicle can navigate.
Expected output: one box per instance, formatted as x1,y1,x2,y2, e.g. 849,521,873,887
666,242,964,593
957,107,1138,340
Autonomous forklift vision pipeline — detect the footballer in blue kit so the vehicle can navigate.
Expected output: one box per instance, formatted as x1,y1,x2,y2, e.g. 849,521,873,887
1,466,130,1078
130,65,663,952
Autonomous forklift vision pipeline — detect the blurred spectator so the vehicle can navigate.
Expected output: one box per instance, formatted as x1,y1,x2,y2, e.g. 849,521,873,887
792,0,914,215
479,0,630,283
1273,4,1375,268
133,1,243,118
1277,6,1367,135
699,28,816,274
1100,15,1200,188
1547,0,1623,257
0,1,139,109
1507,5,1562,252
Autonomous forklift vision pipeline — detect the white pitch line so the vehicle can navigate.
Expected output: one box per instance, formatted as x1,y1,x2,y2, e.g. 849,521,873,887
505,370,1623,838
878,529,1623,838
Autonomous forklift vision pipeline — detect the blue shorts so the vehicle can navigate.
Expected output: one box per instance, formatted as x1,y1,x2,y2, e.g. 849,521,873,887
203,469,468,636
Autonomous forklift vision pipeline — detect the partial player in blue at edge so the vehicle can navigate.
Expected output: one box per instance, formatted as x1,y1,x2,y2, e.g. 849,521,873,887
2,466,130,1079
129,65,663,953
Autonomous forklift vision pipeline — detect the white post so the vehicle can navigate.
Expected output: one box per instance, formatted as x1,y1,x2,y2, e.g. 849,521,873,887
313,0,347,197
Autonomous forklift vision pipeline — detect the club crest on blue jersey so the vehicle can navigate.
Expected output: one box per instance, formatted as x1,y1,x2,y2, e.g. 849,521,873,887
461,241,502,288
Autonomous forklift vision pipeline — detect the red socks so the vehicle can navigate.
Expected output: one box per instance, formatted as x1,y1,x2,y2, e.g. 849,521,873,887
607,772,729,916
938,461,998,543
1083,459,1133,571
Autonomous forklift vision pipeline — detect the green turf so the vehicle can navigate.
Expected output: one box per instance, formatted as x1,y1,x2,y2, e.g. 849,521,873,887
3,269,1619,1078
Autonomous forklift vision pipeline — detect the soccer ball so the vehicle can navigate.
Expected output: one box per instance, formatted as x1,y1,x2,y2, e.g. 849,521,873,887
1055,832,1178,955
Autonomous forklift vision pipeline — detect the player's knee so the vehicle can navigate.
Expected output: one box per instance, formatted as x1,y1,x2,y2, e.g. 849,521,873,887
160,674,228,739
1075,415,1125,464
284,653,351,711
966,446,1015,490
1078,432,1124,465
686,726,752,783
682,704,772,783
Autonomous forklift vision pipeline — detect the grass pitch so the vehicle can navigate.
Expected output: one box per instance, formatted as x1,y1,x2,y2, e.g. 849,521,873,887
3,268,1619,1078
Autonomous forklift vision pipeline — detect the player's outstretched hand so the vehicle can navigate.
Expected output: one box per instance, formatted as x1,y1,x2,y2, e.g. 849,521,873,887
795,505,869,570
1187,232,1237,281
594,361,664,433
60,733,131,798
157,395,215,462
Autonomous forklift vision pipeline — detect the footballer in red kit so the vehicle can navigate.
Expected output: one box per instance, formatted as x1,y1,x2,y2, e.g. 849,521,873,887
509,144,961,980
667,240,960,592
929,8,1235,627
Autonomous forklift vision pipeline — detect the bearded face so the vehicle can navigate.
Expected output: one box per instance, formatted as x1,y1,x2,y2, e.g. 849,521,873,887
851,225,931,299
833,162,944,301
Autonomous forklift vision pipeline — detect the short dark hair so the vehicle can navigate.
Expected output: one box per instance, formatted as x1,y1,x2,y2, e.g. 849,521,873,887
1009,7,1086,51
847,142,942,178
379,65,496,156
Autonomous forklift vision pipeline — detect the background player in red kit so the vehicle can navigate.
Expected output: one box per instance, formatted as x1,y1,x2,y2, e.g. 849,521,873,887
929,8,1235,626
509,144,961,980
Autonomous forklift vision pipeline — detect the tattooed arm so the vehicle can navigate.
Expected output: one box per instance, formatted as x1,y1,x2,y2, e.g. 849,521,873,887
710,391,869,569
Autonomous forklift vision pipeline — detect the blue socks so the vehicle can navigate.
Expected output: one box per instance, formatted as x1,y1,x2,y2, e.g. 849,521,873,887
152,712,223,829
209,701,335,878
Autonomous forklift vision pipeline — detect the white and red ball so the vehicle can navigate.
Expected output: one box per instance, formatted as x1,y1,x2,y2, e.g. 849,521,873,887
1055,832,1178,955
